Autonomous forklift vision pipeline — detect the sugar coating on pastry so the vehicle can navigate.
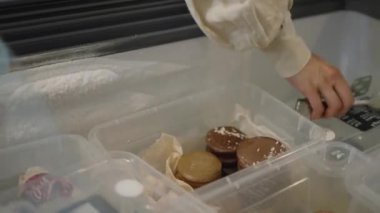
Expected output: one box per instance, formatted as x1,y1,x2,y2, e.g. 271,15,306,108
237,137,287,169
206,126,246,154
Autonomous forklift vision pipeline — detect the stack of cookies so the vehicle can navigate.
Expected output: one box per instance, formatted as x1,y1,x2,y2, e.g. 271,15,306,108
173,126,288,189
205,126,287,175
206,126,246,176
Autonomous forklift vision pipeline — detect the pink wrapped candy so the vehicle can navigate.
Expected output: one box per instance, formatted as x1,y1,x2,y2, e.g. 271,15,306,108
18,167,73,205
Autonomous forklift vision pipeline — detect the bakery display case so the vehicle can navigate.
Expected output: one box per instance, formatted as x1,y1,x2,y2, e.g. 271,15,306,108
0,0,379,211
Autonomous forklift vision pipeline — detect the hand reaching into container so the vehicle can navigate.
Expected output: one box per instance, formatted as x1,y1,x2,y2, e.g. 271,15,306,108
287,54,354,120
185,0,354,120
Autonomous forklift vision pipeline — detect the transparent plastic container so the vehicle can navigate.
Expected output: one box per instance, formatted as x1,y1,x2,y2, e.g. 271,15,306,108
343,127,380,152
196,141,375,213
90,83,328,160
38,153,214,213
0,201,38,213
0,58,207,147
0,135,104,205
346,144,380,213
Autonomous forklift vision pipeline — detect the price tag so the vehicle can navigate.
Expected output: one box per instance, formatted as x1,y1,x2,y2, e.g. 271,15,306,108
340,105,380,131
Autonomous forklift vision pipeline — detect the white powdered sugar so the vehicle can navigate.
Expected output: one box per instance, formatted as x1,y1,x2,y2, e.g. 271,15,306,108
8,69,119,106
266,146,278,160
214,126,244,138
1,60,188,146
3,69,155,144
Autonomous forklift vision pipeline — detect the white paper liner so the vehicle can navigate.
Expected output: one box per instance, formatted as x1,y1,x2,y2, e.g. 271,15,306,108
140,133,193,192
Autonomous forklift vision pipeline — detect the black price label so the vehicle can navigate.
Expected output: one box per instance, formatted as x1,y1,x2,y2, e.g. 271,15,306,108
341,105,380,131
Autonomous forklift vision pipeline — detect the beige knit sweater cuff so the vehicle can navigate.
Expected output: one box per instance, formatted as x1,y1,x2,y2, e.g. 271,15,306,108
263,14,311,78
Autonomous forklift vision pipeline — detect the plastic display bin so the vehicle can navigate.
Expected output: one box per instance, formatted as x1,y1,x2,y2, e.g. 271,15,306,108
0,58,206,147
196,141,375,213
0,135,104,205
346,145,380,213
90,83,328,163
343,127,380,152
38,153,214,213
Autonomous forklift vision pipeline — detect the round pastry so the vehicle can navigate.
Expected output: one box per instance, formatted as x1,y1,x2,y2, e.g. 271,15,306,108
237,137,287,169
206,146,237,168
206,126,246,155
175,152,222,188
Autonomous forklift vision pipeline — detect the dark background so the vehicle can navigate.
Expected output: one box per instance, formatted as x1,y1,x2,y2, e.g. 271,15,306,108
346,0,380,19
0,0,376,70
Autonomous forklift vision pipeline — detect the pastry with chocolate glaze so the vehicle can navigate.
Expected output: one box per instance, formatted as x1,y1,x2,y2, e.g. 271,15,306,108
237,137,287,170
175,152,222,188
206,126,246,155
205,126,246,176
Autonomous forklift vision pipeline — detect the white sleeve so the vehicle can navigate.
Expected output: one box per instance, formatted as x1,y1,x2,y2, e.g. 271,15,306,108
185,0,311,78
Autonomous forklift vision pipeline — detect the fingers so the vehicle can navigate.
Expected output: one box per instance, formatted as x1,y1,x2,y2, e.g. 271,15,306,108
320,85,342,118
320,66,353,117
287,54,353,119
312,75,353,119
305,88,324,120
334,78,354,116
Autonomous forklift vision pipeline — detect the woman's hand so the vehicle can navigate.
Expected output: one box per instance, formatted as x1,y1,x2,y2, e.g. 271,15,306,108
287,54,354,120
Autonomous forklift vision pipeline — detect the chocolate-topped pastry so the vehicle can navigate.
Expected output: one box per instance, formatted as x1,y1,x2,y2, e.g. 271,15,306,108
206,126,246,155
206,146,237,168
237,137,287,170
175,152,222,188
206,126,246,176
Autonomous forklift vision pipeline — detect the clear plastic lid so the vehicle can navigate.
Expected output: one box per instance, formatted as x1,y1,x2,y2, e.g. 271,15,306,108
38,152,214,213
346,144,380,212
0,135,105,205
196,141,374,213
